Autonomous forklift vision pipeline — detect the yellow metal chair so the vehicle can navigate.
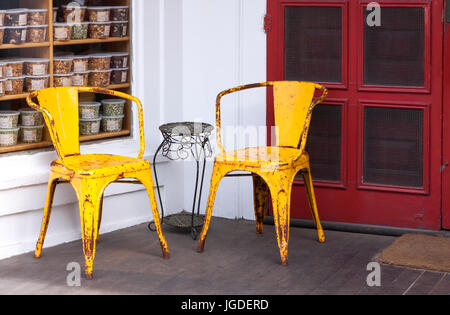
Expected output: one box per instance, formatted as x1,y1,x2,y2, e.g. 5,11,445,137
26,87,170,279
197,81,328,265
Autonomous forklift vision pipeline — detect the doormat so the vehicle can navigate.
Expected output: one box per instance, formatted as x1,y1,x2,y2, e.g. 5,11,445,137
378,234,450,273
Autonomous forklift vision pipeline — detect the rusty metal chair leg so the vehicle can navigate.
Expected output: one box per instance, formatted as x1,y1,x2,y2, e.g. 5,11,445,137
262,170,295,266
197,163,228,253
96,193,104,243
71,176,113,280
35,173,59,259
134,171,170,259
301,167,325,243
252,174,269,234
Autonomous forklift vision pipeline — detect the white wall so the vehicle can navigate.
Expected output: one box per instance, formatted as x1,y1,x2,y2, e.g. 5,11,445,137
0,0,267,260
181,0,267,220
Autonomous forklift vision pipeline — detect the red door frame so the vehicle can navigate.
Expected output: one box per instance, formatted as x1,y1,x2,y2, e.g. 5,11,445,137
267,0,444,230
442,0,450,229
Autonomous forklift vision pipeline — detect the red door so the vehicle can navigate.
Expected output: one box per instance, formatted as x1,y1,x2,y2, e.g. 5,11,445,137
267,0,444,230
442,0,450,229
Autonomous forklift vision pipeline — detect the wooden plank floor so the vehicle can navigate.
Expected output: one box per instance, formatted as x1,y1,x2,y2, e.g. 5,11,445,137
0,217,448,295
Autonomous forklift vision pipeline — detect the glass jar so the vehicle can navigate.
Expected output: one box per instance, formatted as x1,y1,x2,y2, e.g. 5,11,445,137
5,59,24,77
0,110,20,128
0,127,19,147
53,73,73,87
53,22,71,41
26,25,48,43
110,21,128,37
80,117,101,135
109,52,129,68
87,6,111,22
27,9,47,26
25,75,50,92
110,6,129,21
61,4,87,23
88,53,111,70
19,125,44,143
53,56,73,74
71,22,89,39
72,55,90,72
101,115,124,132
79,101,101,119
3,25,27,44
88,69,111,87
23,58,49,76
101,99,126,116
88,21,110,39
5,76,25,95
72,71,89,86
19,108,44,126
110,68,128,84
4,9,28,27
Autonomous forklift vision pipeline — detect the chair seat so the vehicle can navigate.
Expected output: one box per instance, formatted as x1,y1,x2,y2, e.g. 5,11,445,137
51,154,150,177
216,146,309,169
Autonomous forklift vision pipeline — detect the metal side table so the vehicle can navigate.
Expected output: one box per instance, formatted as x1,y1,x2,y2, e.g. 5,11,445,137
148,122,214,239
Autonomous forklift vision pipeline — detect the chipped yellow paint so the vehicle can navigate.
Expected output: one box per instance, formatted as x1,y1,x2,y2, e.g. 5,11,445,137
27,87,169,279
198,81,327,266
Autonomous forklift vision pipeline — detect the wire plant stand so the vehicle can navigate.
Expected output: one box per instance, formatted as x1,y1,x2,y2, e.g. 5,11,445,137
148,122,214,239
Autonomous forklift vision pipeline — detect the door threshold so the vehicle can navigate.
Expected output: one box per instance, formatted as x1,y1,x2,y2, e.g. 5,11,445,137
263,216,450,237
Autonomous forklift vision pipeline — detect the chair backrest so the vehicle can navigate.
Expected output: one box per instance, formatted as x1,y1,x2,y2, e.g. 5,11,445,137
215,81,327,154
26,87,146,163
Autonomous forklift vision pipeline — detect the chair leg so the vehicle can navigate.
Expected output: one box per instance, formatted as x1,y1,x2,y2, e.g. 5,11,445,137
96,193,104,243
197,163,227,253
263,171,295,266
301,167,325,243
71,177,112,280
134,171,170,259
35,173,59,259
252,174,269,234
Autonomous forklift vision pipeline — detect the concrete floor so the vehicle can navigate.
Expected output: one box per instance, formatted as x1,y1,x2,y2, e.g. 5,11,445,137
0,217,448,295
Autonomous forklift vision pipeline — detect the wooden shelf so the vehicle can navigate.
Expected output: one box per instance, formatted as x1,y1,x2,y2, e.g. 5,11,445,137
0,42,51,50
0,130,131,154
80,130,131,142
0,84,131,101
108,83,131,90
0,93,30,101
0,140,52,154
54,37,130,46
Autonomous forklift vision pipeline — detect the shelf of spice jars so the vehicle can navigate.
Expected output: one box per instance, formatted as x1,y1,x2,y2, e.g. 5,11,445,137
79,129,129,142
0,83,130,101
0,42,51,50
0,140,52,154
0,129,131,154
54,36,129,46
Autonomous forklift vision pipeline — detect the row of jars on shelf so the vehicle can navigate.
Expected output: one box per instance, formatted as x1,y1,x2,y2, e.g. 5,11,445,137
0,6,129,44
0,20,129,44
0,108,44,146
0,98,126,147
0,6,128,27
0,68,128,96
55,5,129,41
0,52,129,96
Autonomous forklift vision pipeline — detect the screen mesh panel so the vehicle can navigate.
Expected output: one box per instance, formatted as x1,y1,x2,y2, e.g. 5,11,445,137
285,6,342,83
363,107,423,187
364,7,425,87
303,105,341,181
